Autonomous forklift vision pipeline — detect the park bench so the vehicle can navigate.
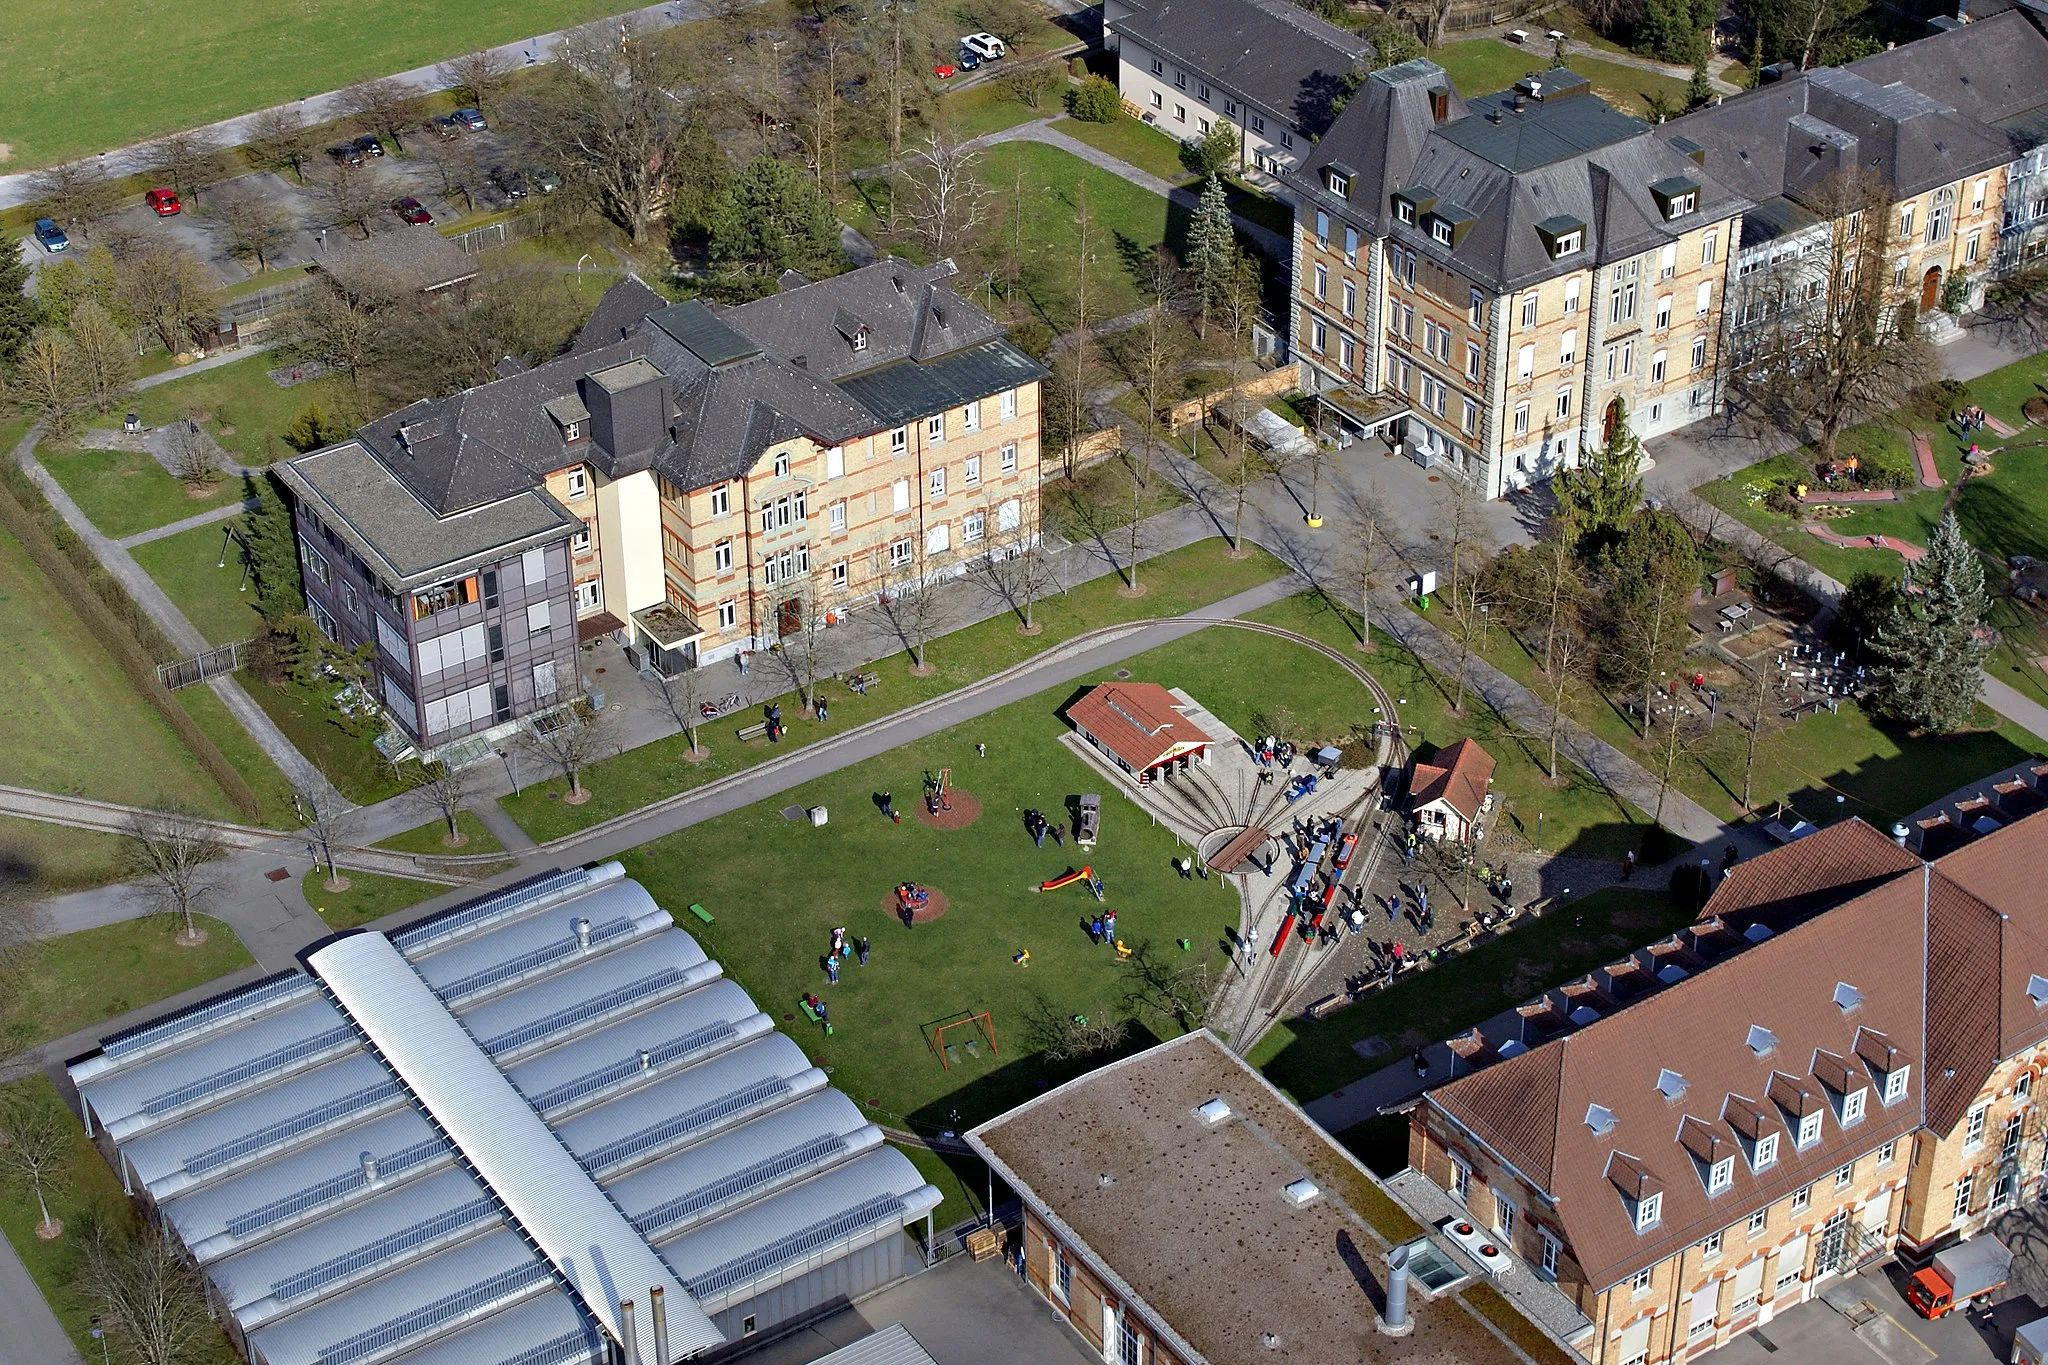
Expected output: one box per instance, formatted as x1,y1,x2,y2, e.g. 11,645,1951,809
799,997,833,1035
737,720,771,741
687,903,714,924
847,670,880,691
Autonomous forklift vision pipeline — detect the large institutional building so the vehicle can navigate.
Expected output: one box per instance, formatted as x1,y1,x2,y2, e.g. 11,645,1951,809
1409,810,2048,1365
1285,0,2048,498
278,261,1044,756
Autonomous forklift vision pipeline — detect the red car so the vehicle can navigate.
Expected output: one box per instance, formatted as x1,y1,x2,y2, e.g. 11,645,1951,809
392,197,435,226
933,61,956,78
144,187,182,216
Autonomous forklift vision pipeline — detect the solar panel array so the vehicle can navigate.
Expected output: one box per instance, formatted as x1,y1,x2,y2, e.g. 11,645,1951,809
184,1080,404,1177
102,973,314,1062
391,867,598,955
501,1326,605,1365
225,1137,447,1240
318,1260,553,1365
631,1133,851,1239
524,1019,739,1115
585,1075,792,1175
438,915,637,1004
142,1026,356,1117
685,1193,909,1297
480,968,689,1058
271,1197,497,1303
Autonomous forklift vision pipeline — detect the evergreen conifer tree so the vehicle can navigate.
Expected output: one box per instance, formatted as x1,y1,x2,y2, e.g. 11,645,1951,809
1186,175,1237,336
243,472,306,622
1869,513,1992,732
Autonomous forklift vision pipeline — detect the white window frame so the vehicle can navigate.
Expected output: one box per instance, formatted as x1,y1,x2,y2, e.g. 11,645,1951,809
1635,1192,1663,1231
1791,1185,1812,1213
710,485,731,516
1883,1067,1910,1106
1564,278,1581,313
1000,443,1018,474
716,599,737,629
893,479,911,513
1000,387,1017,420
927,414,945,443
1966,1106,1988,1149
964,454,981,487
929,466,946,497
1954,1174,1974,1221
1796,1111,1823,1149
565,468,589,500
889,538,913,567
1512,402,1530,436
1753,1133,1779,1172
962,400,980,432
1708,1156,1733,1195
891,426,908,456
1876,1139,1897,1166
1630,1267,1654,1297
574,579,602,612
1747,1208,1768,1236
963,511,984,543
828,501,847,533
773,450,791,477
713,540,733,572
1553,229,1582,258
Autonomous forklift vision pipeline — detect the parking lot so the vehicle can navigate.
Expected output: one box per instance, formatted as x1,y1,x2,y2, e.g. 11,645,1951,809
1706,1205,2048,1365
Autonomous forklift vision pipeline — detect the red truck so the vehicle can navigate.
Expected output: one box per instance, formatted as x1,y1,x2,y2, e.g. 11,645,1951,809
1906,1236,2012,1319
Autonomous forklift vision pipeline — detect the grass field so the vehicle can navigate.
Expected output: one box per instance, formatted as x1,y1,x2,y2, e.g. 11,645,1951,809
1051,115,1191,182
1430,39,1692,117
1041,452,1191,542
501,539,1286,841
174,683,299,826
35,447,243,541
0,0,635,169
110,352,350,469
304,868,444,930
0,524,236,814
1249,886,1688,1100
0,818,132,890
133,520,266,648
1,917,254,1056
374,811,505,855
241,673,411,805
620,622,1393,1130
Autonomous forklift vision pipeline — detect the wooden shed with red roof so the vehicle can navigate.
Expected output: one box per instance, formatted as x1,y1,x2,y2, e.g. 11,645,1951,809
1407,736,1496,842
1067,682,1215,785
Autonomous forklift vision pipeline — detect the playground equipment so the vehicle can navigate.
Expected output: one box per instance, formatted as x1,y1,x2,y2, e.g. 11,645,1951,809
925,767,952,815
896,883,930,912
928,1009,998,1071
1039,866,1105,900
1076,794,1101,848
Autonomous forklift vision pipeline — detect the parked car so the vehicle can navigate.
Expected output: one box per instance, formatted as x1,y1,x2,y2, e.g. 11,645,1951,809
454,107,488,130
392,197,435,226
353,135,386,158
31,219,68,253
329,143,365,167
956,47,981,71
491,167,529,200
933,61,956,78
960,31,1005,59
527,167,563,194
144,187,182,216
432,115,463,140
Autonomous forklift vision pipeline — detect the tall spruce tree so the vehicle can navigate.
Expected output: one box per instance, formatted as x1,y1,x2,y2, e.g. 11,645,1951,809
243,472,306,622
1869,513,1992,732
1185,175,1236,337
1554,418,1646,554
0,239,40,368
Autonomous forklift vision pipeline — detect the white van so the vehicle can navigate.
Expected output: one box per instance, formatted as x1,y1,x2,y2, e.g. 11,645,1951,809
960,31,1006,59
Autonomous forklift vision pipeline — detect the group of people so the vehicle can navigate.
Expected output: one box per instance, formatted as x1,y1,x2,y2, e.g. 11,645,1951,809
822,926,871,983
1085,910,1119,945
1957,403,1994,434
1252,736,1298,768
1023,808,1066,848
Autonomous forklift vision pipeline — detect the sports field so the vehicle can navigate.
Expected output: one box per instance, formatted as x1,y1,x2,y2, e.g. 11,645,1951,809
0,0,627,169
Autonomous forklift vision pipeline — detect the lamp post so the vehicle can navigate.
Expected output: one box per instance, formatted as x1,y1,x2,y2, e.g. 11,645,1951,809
498,747,522,797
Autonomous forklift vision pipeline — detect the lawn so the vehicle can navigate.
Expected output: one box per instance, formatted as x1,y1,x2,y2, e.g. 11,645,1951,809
1249,886,1688,1100
1041,451,1191,543
1051,115,1192,182
175,683,299,826
619,622,1388,1130
1254,591,1682,861
113,352,350,469
35,446,243,541
0,0,635,169
0,818,132,890
1429,39,1692,117
239,673,411,804
0,523,237,815
374,811,505,855
0,917,254,1056
500,538,1286,841
132,520,267,648
304,868,444,931
939,82,1058,140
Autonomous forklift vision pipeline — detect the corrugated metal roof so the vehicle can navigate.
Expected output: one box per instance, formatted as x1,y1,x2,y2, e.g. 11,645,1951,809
504,978,768,1116
456,936,718,1060
310,932,724,1359
410,877,675,1002
380,1289,603,1365
554,1034,822,1175
808,1324,940,1365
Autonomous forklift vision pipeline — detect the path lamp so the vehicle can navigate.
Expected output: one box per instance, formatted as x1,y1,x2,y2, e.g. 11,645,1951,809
498,747,522,797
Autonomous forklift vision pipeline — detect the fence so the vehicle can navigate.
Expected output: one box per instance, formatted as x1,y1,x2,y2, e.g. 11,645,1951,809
446,214,543,256
158,640,250,691
1160,365,1301,429
1044,429,1121,480
220,278,317,328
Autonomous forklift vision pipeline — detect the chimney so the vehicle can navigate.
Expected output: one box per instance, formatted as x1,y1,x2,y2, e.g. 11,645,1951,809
651,1287,672,1365
1384,1245,1411,1330
1893,821,1911,848
575,916,592,950
360,1151,379,1183
1512,91,1527,113
619,1299,641,1365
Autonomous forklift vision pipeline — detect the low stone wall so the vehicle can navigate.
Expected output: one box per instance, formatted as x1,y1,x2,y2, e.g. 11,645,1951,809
1161,365,1300,429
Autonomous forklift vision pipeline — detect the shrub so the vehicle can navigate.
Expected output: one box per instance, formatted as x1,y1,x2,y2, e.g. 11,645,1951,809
1904,377,1966,423
1069,75,1124,123
1069,55,1088,80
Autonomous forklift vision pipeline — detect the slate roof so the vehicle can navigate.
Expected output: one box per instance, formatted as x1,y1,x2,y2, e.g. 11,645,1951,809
1426,808,2048,1291
1105,0,1368,134
305,260,1047,544
320,228,479,294
1408,737,1494,823
1294,67,1752,291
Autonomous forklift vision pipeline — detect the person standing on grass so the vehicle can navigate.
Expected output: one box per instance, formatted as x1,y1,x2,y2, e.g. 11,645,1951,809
826,954,839,985
857,936,870,966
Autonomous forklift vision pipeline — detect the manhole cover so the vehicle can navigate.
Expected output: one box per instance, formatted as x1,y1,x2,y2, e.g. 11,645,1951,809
265,867,291,882
780,804,808,821
1427,475,1441,482
1353,1035,1390,1059
1114,669,1132,679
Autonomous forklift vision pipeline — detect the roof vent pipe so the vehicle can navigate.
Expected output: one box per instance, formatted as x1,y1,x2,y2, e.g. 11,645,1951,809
619,1299,640,1365
1385,1245,1411,1330
1512,92,1527,113
651,1286,672,1365
1892,822,1911,848
639,1048,653,1073
576,917,592,950
360,1151,378,1183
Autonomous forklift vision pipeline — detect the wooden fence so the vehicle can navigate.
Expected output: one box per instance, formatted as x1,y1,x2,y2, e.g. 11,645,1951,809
1160,366,1300,430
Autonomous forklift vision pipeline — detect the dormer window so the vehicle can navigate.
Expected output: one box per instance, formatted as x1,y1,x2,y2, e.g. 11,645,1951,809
1796,1110,1823,1148
1635,1191,1663,1231
562,421,582,442
565,468,589,500
1326,169,1350,197
2029,973,2048,1008
1651,176,1700,222
851,328,868,352
1883,1065,1910,1106
1552,230,1582,257
1396,201,1415,224
1431,219,1453,246
1707,1156,1733,1194
1536,214,1586,261
1753,1133,1779,1171
1842,1088,1867,1125
1666,191,1695,219
1746,1025,1778,1057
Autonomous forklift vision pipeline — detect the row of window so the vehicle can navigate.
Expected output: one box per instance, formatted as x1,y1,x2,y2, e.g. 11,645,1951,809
1143,55,1290,146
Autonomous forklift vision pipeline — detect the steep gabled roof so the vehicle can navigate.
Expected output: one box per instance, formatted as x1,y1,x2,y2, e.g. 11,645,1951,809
1292,60,1466,237
1699,817,1921,933
1066,682,1215,772
1408,737,1495,823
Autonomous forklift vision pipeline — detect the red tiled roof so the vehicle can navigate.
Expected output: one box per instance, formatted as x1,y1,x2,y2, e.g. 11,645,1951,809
1408,737,1495,823
1698,817,1920,932
1066,683,1214,773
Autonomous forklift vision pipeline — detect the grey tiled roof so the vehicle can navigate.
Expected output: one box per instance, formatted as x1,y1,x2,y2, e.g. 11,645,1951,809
1293,60,1466,236
329,260,1030,527
1106,0,1368,133
319,228,479,294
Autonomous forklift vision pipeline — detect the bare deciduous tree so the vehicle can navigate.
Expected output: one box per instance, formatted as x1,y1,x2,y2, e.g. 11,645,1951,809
247,106,319,183
525,17,691,243
880,545,953,673
1434,473,1493,604
405,761,476,846
642,666,709,760
523,697,618,803
969,504,1060,631
216,195,294,272
1448,576,1490,715
66,300,135,416
1212,396,1270,555
143,130,220,205
294,786,354,891
27,162,119,237
769,577,845,711
1024,993,1129,1063
440,48,514,114
899,130,993,263
7,329,85,433
114,240,218,354
337,77,418,152
122,807,225,945
1118,938,1212,1030
75,1213,215,1365
417,135,483,213
291,281,389,390
165,417,221,488
320,160,386,238
1341,476,1394,649
1538,613,1594,782
0,1096,68,1239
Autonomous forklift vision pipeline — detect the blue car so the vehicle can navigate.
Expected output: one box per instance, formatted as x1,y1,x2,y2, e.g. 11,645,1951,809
32,218,68,253
956,47,982,71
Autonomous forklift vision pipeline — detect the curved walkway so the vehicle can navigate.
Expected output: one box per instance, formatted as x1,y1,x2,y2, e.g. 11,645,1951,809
1802,522,1927,563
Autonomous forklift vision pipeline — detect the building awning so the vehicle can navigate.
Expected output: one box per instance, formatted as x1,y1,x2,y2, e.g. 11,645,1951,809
631,603,703,649
577,610,625,644
1316,387,1410,432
